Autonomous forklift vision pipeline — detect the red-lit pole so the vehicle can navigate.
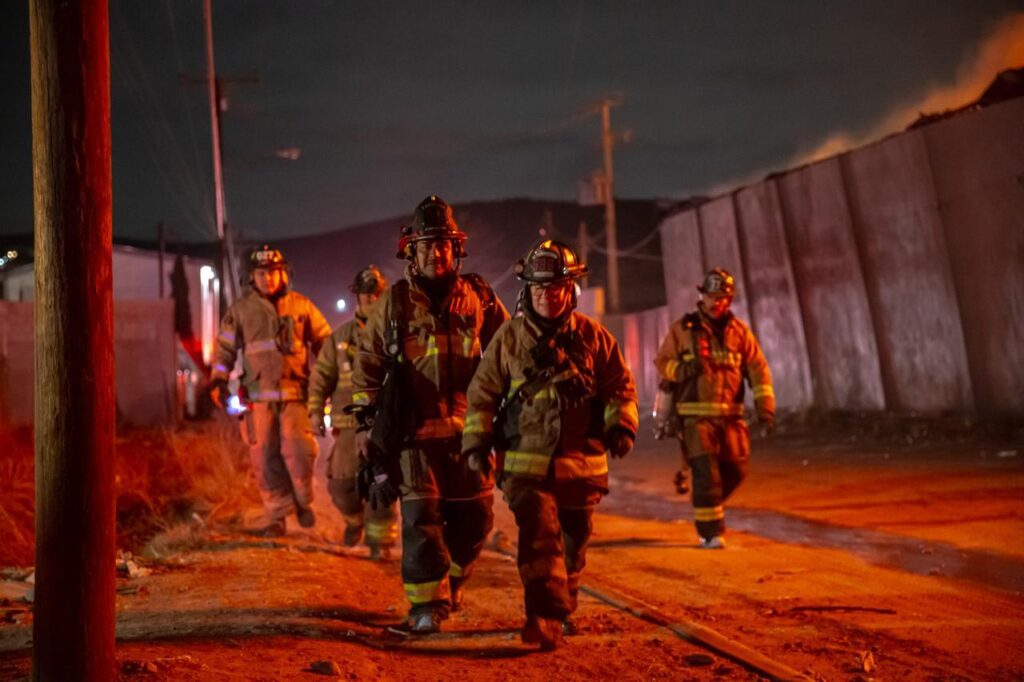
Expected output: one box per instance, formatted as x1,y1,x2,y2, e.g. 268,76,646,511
30,0,116,679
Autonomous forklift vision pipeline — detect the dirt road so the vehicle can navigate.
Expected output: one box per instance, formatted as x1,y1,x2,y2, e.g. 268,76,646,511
1,427,1022,680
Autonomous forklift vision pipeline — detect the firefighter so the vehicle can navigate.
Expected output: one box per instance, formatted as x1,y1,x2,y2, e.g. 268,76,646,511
351,196,509,633
308,266,398,559
653,268,774,549
462,240,639,651
210,245,332,537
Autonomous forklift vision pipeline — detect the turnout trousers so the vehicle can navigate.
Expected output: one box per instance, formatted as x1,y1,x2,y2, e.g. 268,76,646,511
241,401,319,523
399,440,494,618
502,472,603,622
682,416,749,540
326,427,398,548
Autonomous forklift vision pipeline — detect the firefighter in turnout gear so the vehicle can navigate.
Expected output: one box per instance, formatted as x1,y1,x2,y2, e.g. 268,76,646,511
462,240,639,650
351,196,509,633
308,266,398,559
211,245,332,537
654,268,774,549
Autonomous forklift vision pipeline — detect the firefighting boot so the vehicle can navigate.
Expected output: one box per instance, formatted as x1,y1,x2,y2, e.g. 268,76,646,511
698,535,726,549
521,615,563,651
409,608,444,634
368,543,392,562
449,576,466,612
343,523,364,548
296,506,316,529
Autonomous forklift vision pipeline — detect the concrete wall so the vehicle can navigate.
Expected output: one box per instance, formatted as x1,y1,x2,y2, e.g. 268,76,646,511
777,158,885,410
659,210,705,321
734,181,814,411
655,96,1024,415
924,97,1024,414
0,300,177,426
842,130,973,411
605,306,671,410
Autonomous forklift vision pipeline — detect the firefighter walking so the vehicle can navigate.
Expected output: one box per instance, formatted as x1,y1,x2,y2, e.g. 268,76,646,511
308,266,398,559
351,196,509,633
211,245,332,536
462,240,639,650
654,268,774,548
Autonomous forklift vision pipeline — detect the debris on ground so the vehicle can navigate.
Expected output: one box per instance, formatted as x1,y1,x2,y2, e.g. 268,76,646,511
683,653,715,666
309,659,343,676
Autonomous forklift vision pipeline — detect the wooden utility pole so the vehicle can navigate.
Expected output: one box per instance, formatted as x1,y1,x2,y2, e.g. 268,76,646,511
30,0,115,680
599,98,621,313
202,0,240,303
577,220,589,269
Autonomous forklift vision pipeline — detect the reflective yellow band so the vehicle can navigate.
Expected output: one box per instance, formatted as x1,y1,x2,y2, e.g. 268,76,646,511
329,414,357,430
605,401,640,431
711,350,742,366
752,384,775,399
217,330,236,343
415,416,465,440
664,359,681,380
694,505,725,521
463,411,493,435
342,513,364,526
676,402,744,417
449,562,464,579
407,334,482,361
352,391,370,405
366,519,398,544
554,454,608,479
404,578,451,605
503,450,552,476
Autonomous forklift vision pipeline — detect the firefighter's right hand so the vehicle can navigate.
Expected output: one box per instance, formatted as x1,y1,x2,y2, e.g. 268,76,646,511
368,471,400,511
465,447,494,476
354,430,371,459
209,379,229,410
309,411,326,437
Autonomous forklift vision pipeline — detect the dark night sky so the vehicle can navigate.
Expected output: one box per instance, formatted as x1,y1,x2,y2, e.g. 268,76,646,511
1,1,1021,244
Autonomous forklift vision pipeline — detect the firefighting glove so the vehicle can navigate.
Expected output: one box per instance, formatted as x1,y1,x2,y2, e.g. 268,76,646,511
367,469,400,511
758,413,776,438
606,427,635,459
465,447,495,476
309,410,326,437
209,379,229,410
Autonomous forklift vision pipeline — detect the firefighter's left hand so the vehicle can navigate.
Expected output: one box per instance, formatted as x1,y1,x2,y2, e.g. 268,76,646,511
465,448,494,476
209,379,229,410
758,414,775,438
606,428,635,459
309,411,326,437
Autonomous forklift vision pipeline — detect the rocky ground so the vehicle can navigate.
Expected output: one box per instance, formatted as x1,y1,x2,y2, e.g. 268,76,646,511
0,419,1022,681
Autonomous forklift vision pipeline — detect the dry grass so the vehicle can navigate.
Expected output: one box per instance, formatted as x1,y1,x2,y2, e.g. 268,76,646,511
0,416,257,567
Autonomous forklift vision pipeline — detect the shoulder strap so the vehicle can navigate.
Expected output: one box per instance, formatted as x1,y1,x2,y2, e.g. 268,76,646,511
460,272,496,313
384,280,410,359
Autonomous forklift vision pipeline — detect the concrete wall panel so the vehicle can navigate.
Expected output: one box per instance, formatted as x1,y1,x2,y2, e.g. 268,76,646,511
698,197,750,324
843,130,973,411
777,158,885,410
735,181,813,411
924,97,1024,413
659,210,705,321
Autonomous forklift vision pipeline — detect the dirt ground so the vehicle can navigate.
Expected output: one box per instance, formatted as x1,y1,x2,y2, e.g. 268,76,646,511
1,420,1022,681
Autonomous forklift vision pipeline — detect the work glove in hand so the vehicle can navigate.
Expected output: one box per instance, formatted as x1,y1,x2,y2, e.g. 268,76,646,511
367,470,400,511
465,448,494,476
606,427,635,459
309,411,326,437
758,413,775,438
209,379,229,410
